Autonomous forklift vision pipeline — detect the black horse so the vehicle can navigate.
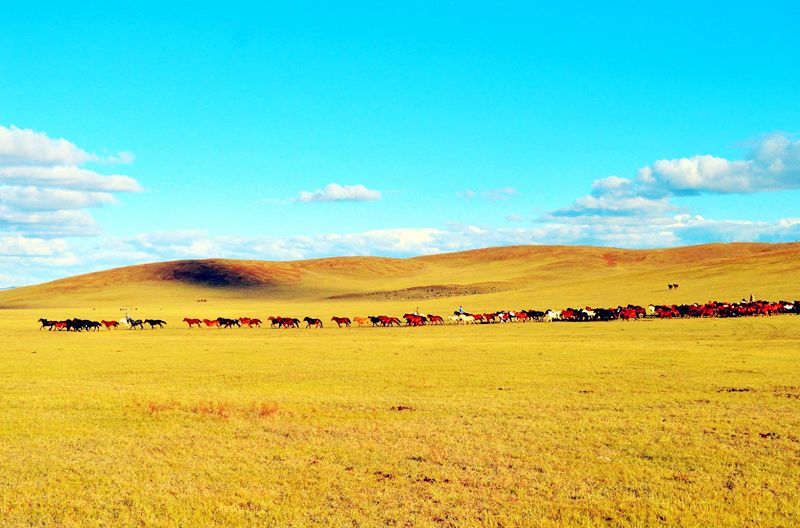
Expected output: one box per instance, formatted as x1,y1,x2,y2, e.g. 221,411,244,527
126,317,144,330
217,317,241,328
144,319,167,329
38,318,57,331
303,317,323,328
66,318,94,331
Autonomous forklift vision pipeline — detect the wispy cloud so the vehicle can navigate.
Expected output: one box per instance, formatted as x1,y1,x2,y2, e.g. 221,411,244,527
458,187,517,201
297,183,381,202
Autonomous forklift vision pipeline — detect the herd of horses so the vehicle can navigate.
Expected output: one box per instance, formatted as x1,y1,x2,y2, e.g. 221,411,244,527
37,299,799,332
37,316,167,331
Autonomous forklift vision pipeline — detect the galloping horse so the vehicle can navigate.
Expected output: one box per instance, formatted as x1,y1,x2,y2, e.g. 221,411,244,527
183,318,202,328
217,317,240,328
353,317,369,327
403,314,426,326
379,316,401,327
126,316,144,330
303,317,323,328
331,316,351,327
427,315,444,325
144,319,167,329
101,320,120,329
202,318,219,327
38,318,57,331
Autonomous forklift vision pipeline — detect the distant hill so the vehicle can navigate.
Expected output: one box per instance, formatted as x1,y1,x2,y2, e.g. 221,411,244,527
1,243,799,309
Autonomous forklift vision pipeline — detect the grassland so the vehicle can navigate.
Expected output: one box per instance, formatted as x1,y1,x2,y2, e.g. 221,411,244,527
1,243,799,526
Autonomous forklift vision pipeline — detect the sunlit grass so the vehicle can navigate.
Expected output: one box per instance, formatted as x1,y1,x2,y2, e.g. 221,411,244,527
1,308,798,526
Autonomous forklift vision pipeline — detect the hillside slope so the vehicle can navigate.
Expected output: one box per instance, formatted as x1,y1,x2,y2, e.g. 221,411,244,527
1,243,799,310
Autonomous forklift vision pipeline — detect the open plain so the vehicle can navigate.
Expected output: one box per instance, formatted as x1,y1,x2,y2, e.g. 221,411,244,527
1,243,799,527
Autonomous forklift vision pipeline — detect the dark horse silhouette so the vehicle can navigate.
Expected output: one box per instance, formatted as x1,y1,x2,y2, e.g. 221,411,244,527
303,317,323,328
38,318,57,331
145,319,167,329
216,317,241,328
126,316,144,330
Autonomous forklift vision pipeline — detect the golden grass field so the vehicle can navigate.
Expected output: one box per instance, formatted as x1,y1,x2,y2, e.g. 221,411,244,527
1,243,799,527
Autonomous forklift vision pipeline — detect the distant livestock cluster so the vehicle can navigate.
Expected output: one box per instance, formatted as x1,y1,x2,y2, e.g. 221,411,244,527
36,299,800,332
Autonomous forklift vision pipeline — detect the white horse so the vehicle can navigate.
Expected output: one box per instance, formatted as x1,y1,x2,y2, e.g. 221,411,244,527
544,310,562,322
458,314,476,324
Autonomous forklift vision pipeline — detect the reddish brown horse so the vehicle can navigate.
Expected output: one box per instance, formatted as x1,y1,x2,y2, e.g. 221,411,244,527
428,315,444,325
202,319,219,327
403,314,426,326
183,318,202,328
331,316,351,327
101,320,119,329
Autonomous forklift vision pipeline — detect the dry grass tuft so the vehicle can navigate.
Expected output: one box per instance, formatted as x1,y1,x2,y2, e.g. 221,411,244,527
192,401,230,419
145,400,179,414
253,401,279,418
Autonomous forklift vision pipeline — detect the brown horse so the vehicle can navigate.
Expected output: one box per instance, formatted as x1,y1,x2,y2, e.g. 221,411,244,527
331,316,351,327
353,317,369,326
183,318,202,328
101,320,119,329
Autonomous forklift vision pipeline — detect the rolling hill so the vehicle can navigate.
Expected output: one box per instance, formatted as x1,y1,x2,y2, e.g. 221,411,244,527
1,242,799,311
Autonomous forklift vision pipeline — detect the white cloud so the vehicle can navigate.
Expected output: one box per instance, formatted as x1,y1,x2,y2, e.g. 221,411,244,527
0,125,94,167
103,151,135,165
0,166,141,192
0,124,140,237
551,194,676,218
639,132,800,194
549,173,677,220
297,183,381,202
0,236,69,257
458,187,517,201
0,186,116,210
0,207,98,234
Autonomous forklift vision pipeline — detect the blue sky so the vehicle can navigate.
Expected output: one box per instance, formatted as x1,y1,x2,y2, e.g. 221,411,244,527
1,2,800,286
